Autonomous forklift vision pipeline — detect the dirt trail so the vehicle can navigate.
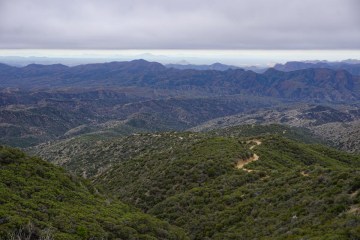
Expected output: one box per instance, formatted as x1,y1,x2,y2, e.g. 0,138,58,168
300,171,309,177
348,205,360,214
236,154,259,169
236,140,262,172
350,189,359,198
249,140,261,150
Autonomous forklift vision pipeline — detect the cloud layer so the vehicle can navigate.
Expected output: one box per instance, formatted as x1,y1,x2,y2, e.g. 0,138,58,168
0,0,359,49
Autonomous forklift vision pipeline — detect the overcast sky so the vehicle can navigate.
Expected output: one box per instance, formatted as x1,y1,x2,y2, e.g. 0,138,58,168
0,0,359,50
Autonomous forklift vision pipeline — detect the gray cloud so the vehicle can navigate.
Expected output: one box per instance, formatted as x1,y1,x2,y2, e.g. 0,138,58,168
0,0,359,49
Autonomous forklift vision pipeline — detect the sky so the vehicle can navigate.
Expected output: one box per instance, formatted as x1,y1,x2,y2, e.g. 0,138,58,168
0,0,359,65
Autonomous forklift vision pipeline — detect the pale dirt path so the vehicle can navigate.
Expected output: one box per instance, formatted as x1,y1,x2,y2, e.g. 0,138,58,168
348,205,360,214
236,140,262,172
348,190,360,214
300,171,309,177
350,189,359,198
249,140,261,150
235,154,259,169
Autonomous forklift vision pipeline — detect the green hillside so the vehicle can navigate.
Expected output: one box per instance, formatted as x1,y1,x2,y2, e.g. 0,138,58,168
27,125,360,239
209,124,325,144
29,124,322,178
0,146,187,240
93,134,360,239
30,132,210,178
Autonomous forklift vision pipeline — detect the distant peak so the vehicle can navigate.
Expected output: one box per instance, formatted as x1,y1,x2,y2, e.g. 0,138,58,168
23,63,69,69
120,59,166,71
263,67,282,74
24,63,43,68
130,59,149,63
129,59,163,66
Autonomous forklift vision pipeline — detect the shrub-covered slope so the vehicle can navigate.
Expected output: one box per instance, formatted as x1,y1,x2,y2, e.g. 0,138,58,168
30,132,208,178
209,124,324,145
29,125,322,178
28,126,360,239
0,146,188,240
93,134,360,239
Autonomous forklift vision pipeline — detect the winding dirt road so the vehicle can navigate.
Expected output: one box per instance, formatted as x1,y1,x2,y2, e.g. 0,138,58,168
236,140,261,172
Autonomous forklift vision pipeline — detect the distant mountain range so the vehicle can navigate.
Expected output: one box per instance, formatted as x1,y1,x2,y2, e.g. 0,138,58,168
165,62,267,73
1,59,360,148
1,59,359,102
274,61,360,76
166,62,241,71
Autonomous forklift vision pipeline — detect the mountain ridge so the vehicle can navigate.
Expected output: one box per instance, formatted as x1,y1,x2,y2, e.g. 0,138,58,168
274,61,360,76
1,60,359,102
